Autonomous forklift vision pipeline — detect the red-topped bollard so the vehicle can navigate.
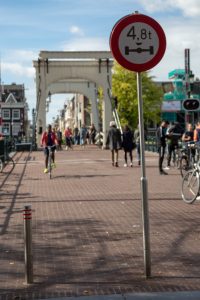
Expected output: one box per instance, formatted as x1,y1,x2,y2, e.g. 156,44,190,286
23,204,33,284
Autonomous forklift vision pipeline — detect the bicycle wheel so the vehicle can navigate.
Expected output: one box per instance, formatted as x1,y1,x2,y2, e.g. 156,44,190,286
181,169,200,204
180,156,191,177
0,158,4,172
175,153,181,169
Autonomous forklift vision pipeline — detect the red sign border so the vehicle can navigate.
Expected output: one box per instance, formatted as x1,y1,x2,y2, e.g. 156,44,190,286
110,13,166,72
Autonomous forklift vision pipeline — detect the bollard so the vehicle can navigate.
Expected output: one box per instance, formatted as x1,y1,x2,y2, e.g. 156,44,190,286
23,204,33,284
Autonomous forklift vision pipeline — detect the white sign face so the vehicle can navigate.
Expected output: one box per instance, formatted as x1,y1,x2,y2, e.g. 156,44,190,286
110,13,166,72
118,22,159,64
162,101,181,112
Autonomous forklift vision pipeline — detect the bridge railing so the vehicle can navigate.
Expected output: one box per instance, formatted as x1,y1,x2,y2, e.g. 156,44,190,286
144,130,158,153
145,136,158,152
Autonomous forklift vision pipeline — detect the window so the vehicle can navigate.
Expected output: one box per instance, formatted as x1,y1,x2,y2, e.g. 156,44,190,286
12,123,21,136
12,109,20,120
2,109,10,120
2,123,10,135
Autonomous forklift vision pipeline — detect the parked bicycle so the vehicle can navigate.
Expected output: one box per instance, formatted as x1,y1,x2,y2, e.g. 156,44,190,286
171,143,182,169
179,142,196,178
181,159,200,204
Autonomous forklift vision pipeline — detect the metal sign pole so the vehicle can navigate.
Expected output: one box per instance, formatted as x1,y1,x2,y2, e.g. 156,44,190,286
110,12,166,280
184,48,191,126
137,72,151,278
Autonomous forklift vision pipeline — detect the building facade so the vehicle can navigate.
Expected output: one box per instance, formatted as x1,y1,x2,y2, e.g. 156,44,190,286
161,69,200,128
0,83,29,138
56,94,92,132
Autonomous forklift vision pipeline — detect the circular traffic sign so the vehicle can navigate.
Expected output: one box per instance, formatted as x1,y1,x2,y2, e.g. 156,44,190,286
110,13,166,72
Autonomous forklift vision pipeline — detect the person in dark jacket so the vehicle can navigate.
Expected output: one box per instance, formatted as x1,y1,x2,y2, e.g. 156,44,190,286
166,121,183,168
56,128,62,150
122,125,134,167
156,120,169,175
106,121,122,167
89,123,97,144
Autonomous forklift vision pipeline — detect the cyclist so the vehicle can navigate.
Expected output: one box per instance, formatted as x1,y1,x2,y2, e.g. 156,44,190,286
41,124,57,173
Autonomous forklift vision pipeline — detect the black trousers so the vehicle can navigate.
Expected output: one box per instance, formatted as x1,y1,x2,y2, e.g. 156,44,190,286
167,143,177,166
158,145,166,172
124,150,133,164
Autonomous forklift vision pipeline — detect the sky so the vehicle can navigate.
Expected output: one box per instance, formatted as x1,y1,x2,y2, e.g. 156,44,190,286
1,0,200,124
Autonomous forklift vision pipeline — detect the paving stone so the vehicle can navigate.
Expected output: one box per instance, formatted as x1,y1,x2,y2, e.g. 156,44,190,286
0,147,200,299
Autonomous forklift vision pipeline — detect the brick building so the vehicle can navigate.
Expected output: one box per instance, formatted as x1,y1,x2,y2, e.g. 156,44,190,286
0,83,29,138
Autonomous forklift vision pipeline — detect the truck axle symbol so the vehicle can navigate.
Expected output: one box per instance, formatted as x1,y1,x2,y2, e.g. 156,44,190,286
125,46,154,55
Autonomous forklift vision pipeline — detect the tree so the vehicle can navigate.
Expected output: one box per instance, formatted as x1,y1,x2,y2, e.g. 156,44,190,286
112,62,163,129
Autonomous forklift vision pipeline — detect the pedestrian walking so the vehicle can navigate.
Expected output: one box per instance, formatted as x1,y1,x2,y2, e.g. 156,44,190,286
73,126,79,145
106,121,122,167
89,123,97,144
64,126,73,150
56,128,62,150
80,124,87,148
156,120,169,175
122,125,134,167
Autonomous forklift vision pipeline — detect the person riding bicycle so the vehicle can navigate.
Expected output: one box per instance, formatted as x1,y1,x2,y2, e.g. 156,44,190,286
41,124,58,173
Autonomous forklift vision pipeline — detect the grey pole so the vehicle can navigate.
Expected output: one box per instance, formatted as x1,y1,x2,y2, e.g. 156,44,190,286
23,204,33,284
137,72,151,278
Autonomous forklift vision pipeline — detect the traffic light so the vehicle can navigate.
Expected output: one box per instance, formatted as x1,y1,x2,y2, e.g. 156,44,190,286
183,99,200,111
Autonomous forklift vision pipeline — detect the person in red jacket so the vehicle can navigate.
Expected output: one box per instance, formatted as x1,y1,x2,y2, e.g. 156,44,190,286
41,124,57,173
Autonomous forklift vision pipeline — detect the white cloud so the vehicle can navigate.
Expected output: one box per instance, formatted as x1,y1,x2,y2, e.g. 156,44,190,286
69,25,84,36
139,0,200,16
62,37,109,51
138,0,171,13
2,49,37,83
3,49,38,63
175,0,200,16
2,62,35,78
150,19,200,80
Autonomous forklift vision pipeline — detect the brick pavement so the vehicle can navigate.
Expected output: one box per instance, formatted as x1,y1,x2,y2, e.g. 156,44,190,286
0,146,200,300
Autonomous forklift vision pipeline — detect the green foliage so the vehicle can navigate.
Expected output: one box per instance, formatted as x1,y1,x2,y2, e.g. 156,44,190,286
112,62,163,129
